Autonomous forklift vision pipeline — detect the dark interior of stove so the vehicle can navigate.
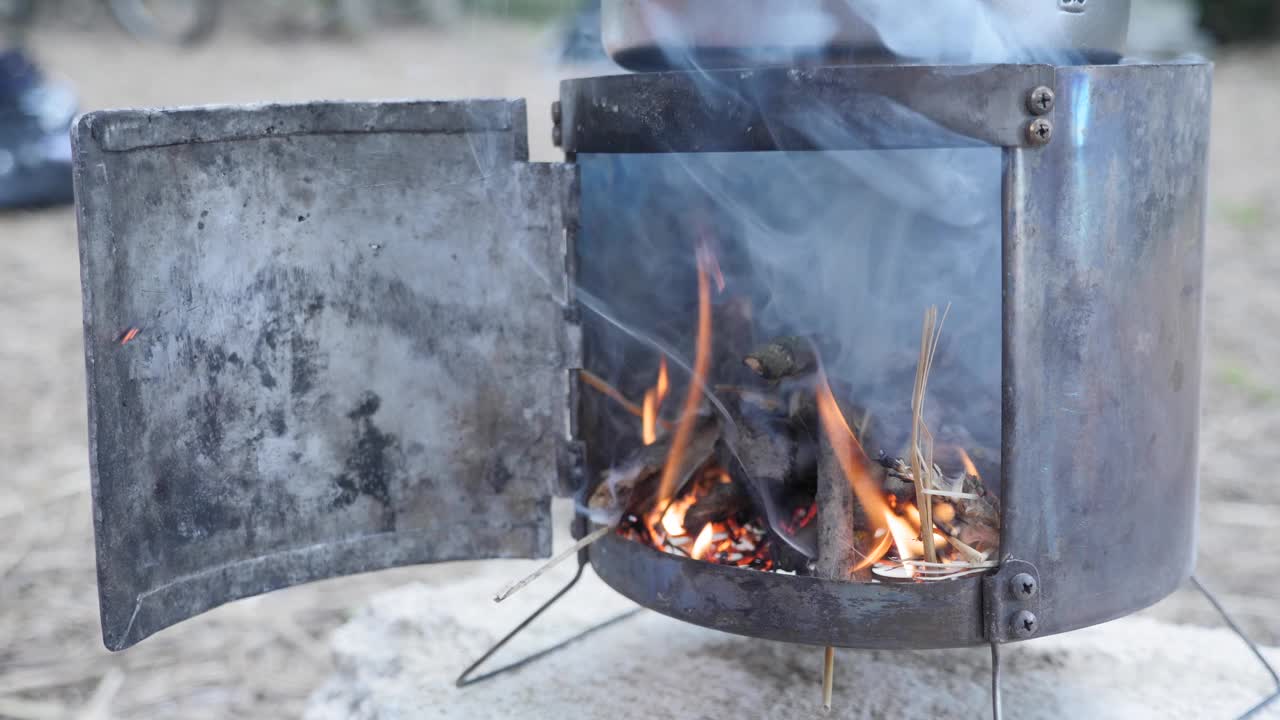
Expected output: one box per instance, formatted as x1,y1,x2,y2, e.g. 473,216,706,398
575,147,1004,576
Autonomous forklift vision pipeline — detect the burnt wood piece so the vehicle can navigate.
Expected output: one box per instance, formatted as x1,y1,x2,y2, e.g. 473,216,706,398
716,386,814,573
953,472,1001,552
714,295,758,386
588,417,720,518
817,433,864,581
815,392,875,583
683,480,751,533
744,336,818,383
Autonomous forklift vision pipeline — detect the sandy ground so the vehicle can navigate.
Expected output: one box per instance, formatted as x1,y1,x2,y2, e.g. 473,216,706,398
0,22,1277,719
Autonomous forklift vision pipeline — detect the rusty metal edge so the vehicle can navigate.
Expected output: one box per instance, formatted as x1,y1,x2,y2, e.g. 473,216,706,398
78,98,525,153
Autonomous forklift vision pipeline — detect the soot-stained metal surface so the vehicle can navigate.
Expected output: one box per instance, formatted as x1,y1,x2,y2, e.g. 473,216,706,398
73,100,578,650
591,534,985,649
559,63,1056,153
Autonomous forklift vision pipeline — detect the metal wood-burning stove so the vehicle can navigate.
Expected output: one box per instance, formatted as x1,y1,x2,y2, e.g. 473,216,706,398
72,1,1278,716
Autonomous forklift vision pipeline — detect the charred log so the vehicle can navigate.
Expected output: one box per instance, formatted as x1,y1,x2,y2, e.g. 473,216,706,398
744,336,818,382
683,479,751,532
588,416,721,518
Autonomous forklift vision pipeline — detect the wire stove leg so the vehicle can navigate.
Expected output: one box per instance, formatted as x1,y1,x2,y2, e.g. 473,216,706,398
1192,575,1280,719
455,555,642,688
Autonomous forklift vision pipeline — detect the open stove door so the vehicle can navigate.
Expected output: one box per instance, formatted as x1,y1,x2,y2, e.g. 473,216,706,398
72,100,579,650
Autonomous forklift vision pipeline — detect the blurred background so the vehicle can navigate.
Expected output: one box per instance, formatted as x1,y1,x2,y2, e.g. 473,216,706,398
0,0,1277,717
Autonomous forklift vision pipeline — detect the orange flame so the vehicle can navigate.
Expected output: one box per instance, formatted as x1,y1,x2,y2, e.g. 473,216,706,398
884,509,920,578
652,245,715,517
641,358,670,446
660,493,697,536
642,390,658,446
904,503,952,563
854,530,894,572
959,448,979,478
815,372,891,537
691,523,715,560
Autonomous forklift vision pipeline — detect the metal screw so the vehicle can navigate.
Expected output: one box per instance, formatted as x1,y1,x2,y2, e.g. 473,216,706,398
1011,610,1039,638
1027,86,1055,115
1027,118,1054,146
552,124,562,148
551,100,562,124
1009,573,1038,599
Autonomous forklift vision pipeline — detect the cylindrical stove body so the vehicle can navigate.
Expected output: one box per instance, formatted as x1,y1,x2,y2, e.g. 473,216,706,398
567,59,1211,647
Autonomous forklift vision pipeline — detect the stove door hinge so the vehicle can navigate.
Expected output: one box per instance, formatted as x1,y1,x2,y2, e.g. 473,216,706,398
555,160,584,501
983,558,1042,643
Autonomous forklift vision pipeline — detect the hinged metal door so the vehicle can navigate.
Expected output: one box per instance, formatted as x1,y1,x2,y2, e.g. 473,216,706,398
72,99,579,650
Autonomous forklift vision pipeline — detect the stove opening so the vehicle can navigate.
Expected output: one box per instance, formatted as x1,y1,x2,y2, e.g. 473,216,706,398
577,147,1002,584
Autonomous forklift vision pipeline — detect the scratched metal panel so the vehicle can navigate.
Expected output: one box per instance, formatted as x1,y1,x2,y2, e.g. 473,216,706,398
72,100,577,650
1001,62,1211,637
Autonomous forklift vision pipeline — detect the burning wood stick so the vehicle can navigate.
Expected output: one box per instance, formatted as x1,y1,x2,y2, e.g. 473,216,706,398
817,423,865,581
494,524,614,603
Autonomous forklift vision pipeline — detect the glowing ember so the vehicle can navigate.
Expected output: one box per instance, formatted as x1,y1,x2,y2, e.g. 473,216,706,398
118,327,140,345
959,448,980,478
691,523,714,560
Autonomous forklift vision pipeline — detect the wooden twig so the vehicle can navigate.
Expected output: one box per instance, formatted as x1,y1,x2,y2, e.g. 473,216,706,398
822,646,836,713
494,525,614,603
579,370,674,431
817,426,864,581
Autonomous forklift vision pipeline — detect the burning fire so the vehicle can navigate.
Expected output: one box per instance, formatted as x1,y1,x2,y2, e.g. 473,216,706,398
815,375,890,545
649,244,716,530
660,492,696,535
691,523,714,560
883,509,921,578
585,244,998,583
621,463,776,569
642,358,669,446
959,448,979,478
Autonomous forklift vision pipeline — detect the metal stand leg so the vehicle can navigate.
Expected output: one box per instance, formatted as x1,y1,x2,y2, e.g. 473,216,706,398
1191,575,1280,719
990,641,1003,720
455,556,642,688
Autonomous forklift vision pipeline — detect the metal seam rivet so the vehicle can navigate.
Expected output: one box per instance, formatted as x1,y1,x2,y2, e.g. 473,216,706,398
1027,118,1054,146
1009,572,1038,599
1028,86,1055,115
1011,610,1039,638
